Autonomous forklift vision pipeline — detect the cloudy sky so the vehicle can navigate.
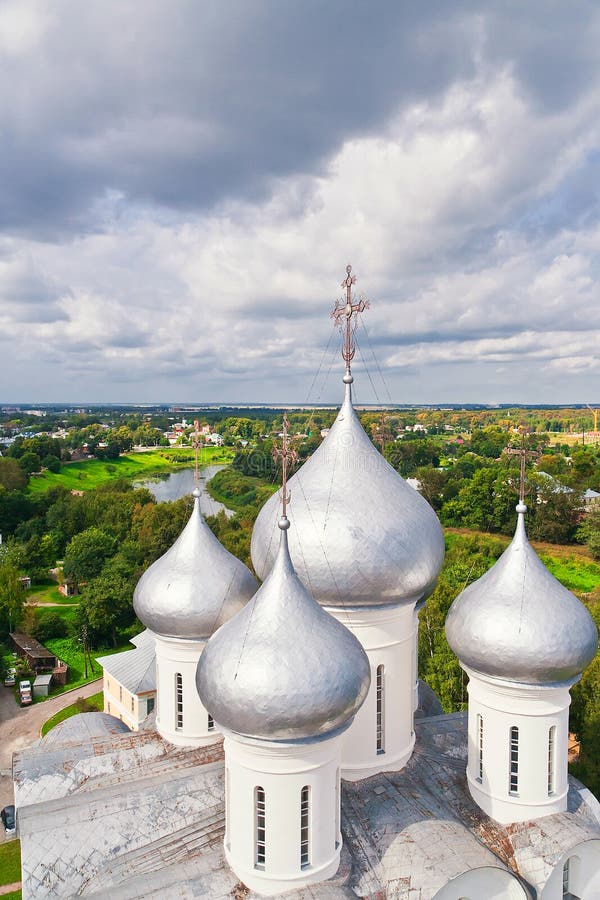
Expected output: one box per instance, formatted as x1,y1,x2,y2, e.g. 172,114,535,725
1,1,600,404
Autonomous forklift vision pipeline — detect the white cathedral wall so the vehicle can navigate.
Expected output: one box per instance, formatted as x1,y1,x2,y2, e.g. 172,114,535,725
326,604,416,781
432,865,529,899
222,730,343,896
464,666,572,825
154,635,217,747
541,840,600,899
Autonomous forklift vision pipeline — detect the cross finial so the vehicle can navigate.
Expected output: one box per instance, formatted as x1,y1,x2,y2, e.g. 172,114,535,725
503,428,542,504
330,264,370,384
272,414,298,520
191,419,201,482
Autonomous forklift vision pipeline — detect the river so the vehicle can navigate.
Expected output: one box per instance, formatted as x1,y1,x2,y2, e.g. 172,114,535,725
134,465,234,517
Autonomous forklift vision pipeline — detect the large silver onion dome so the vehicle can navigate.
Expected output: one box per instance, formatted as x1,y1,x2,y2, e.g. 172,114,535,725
197,517,371,741
251,384,445,608
445,503,598,684
133,488,257,640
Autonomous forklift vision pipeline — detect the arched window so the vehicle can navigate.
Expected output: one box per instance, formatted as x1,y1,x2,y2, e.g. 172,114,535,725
207,713,215,732
562,854,581,898
175,673,183,730
548,725,556,795
376,665,385,754
335,768,340,849
509,726,519,795
300,785,310,869
255,787,266,869
225,768,230,851
476,714,484,782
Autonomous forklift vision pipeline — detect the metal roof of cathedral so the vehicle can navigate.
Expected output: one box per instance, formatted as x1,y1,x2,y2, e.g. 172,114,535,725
14,709,600,898
251,382,445,608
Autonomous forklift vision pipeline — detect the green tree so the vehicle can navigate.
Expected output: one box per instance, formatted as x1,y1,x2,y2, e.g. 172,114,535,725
77,572,134,646
577,505,600,560
63,527,116,587
0,563,25,636
41,454,61,473
19,450,41,474
0,457,28,491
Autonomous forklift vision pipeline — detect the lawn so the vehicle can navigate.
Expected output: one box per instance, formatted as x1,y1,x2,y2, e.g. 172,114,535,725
42,637,131,698
539,554,600,594
41,691,104,736
25,581,77,606
27,446,234,495
0,840,21,887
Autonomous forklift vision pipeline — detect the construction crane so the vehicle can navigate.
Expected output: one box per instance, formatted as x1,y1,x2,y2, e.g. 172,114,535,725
586,404,599,433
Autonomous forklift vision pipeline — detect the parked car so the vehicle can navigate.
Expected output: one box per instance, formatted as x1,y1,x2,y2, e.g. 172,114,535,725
19,679,32,706
1,804,15,836
3,668,16,687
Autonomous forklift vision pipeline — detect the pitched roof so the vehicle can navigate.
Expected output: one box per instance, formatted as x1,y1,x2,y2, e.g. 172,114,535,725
96,640,156,695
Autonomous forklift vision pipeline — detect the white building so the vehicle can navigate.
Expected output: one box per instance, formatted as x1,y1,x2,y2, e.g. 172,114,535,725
97,629,156,731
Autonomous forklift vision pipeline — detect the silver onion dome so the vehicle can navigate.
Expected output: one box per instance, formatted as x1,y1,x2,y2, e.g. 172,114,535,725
133,488,257,640
251,384,445,607
197,516,371,741
445,503,598,683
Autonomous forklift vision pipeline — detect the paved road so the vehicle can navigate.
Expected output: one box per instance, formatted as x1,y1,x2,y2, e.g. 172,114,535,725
0,679,102,840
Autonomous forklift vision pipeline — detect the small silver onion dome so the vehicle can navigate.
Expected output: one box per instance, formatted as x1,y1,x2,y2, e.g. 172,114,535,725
133,488,257,640
251,384,445,607
445,503,598,683
197,517,371,741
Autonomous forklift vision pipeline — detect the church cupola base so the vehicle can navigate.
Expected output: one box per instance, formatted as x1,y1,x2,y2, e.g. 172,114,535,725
223,731,344,896
326,603,417,781
155,635,220,748
464,667,572,825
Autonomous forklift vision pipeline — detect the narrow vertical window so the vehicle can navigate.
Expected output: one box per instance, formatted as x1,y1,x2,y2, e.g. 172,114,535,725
255,787,266,869
225,768,230,850
562,857,570,896
509,726,519,795
175,673,183,731
476,714,484,782
131,696,134,713
207,713,215,731
548,726,556,795
335,768,340,849
300,785,310,869
376,664,385,754
119,685,122,703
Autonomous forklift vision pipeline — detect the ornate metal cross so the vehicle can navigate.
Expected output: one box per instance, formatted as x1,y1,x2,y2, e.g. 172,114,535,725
330,264,370,378
272,414,298,518
503,431,542,503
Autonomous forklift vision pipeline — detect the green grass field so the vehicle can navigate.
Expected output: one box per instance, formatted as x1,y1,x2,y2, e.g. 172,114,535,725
26,447,233,495
42,638,130,697
0,840,21,887
41,691,104,736
539,554,600,594
25,581,77,606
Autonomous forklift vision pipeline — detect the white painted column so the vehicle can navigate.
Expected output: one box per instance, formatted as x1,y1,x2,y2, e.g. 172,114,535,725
464,666,573,824
326,603,416,781
223,730,344,896
155,635,218,747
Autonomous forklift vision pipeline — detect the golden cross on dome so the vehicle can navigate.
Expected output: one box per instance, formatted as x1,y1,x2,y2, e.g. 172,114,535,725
503,429,542,504
330,264,370,380
272,413,298,518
